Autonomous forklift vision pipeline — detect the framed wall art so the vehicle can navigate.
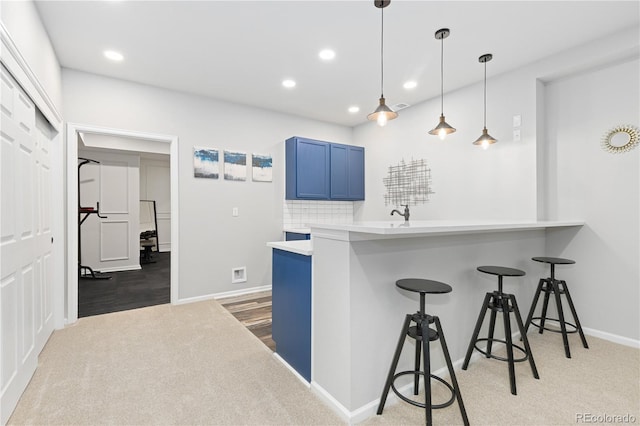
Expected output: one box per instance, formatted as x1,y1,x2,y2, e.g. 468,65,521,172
252,153,272,182
193,147,219,179
224,150,247,181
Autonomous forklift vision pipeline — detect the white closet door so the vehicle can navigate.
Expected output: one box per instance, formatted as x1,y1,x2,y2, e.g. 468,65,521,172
0,64,54,425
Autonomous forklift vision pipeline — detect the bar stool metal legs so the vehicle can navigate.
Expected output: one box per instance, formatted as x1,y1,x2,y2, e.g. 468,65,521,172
462,267,539,396
524,257,588,358
377,284,469,426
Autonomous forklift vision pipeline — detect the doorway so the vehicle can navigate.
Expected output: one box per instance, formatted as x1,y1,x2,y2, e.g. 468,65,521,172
66,123,179,323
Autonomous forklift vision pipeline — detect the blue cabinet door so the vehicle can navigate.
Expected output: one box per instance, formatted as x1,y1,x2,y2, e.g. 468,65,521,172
286,136,364,200
286,137,330,200
330,144,349,199
347,145,365,200
272,249,311,382
330,143,365,200
285,232,311,241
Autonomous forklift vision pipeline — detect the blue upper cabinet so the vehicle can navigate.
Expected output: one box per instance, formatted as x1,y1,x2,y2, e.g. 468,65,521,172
286,137,365,201
286,137,331,199
330,143,365,200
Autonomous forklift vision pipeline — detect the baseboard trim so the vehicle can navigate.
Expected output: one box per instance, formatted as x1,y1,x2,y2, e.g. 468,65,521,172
273,353,310,388
310,335,513,424
174,285,272,305
174,293,218,305
582,327,640,348
309,381,351,423
95,265,142,273
324,328,639,423
310,378,438,425
212,285,272,300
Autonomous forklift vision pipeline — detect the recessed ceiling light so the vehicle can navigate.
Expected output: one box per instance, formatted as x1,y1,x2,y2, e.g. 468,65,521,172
348,106,360,113
104,50,124,61
403,81,417,89
319,49,336,61
282,79,296,88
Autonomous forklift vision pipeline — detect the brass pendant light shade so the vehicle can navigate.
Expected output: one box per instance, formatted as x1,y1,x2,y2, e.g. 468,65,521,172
473,53,497,149
368,97,398,127
472,127,498,148
429,114,456,138
429,28,456,139
368,0,397,127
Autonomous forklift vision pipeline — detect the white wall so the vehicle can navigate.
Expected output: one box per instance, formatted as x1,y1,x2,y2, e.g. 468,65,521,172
353,26,639,225
352,27,639,342
82,133,170,155
0,0,62,112
545,58,640,342
140,156,171,252
353,68,539,222
62,69,352,300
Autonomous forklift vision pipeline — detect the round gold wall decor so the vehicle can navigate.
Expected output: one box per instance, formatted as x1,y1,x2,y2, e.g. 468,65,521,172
601,125,639,154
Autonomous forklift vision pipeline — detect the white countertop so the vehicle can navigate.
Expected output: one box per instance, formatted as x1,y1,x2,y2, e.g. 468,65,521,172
267,239,313,256
309,220,585,240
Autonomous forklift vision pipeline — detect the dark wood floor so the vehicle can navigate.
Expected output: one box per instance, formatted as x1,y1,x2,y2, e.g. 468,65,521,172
78,252,170,318
219,291,275,351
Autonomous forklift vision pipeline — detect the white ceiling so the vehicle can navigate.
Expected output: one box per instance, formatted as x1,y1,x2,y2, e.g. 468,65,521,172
35,1,639,127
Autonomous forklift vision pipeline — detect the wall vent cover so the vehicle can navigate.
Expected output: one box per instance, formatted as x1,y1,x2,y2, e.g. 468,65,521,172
392,103,410,111
231,266,247,284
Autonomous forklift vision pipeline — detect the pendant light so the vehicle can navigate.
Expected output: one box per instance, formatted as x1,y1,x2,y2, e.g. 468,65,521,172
368,0,397,127
473,53,497,149
428,28,456,139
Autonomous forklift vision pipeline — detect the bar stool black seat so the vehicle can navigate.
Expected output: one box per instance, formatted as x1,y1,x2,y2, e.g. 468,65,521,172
462,266,539,395
377,278,469,426
524,257,588,358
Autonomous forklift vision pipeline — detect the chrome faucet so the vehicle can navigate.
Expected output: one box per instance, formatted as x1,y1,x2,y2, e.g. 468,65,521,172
391,204,410,221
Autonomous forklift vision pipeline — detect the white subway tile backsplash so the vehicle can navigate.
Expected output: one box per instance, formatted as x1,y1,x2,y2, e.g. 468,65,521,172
284,200,355,227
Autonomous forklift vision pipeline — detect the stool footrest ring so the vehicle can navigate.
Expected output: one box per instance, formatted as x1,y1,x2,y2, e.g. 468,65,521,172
407,325,438,341
391,370,456,409
530,317,579,334
473,338,530,363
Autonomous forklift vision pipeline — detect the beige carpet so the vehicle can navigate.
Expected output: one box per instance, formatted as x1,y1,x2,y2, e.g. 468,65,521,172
8,300,342,425
8,299,640,426
363,331,640,425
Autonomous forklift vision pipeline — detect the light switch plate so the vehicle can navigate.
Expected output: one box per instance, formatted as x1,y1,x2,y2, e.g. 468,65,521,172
232,207,239,217
513,114,522,127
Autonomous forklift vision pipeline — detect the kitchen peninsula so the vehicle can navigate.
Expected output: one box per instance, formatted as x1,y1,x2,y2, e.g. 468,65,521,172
307,220,583,423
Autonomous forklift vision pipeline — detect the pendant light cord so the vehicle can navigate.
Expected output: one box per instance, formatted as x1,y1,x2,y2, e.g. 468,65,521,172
380,6,384,98
440,36,444,115
483,61,487,128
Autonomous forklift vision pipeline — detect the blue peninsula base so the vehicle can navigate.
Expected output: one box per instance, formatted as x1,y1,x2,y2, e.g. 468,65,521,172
271,248,311,382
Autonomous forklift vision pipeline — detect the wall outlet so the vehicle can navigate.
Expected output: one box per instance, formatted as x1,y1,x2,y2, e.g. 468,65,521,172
232,207,239,217
513,129,521,141
231,266,247,283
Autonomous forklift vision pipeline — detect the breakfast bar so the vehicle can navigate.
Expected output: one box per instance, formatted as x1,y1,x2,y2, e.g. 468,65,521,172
308,220,583,422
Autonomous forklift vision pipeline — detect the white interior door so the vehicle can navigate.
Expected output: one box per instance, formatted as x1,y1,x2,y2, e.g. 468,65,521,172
78,150,140,273
0,64,54,424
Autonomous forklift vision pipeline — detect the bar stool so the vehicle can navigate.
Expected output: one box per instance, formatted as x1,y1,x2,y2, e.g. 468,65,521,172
377,279,469,426
524,257,588,358
462,266,539,395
